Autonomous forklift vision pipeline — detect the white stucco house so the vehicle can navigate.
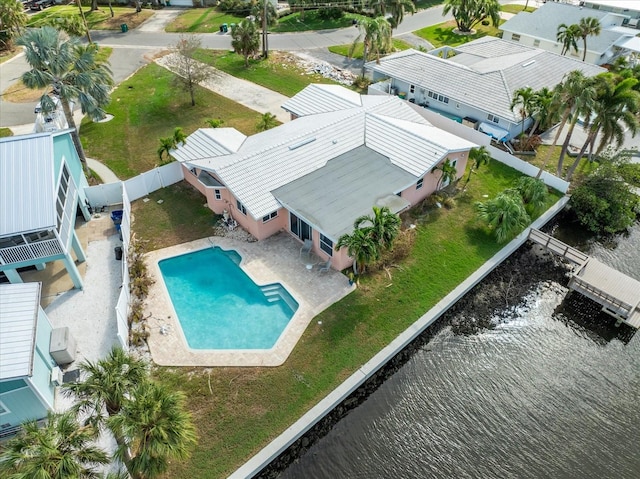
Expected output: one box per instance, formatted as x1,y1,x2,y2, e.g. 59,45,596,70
365,37,605,142
500,2,640,65
172,85,476,271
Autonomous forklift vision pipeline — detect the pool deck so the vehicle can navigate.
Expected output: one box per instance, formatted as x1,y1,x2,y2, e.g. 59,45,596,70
144,232,355,367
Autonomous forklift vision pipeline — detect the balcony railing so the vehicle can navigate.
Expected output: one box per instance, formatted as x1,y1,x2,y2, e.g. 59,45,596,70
0,239,63,265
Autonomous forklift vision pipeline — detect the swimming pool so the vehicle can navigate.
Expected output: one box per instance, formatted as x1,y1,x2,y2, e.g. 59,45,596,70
158,247,298,350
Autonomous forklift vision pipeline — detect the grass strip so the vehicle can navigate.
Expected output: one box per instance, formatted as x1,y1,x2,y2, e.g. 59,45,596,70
27,6,153,30
131,161,560,478
328,38,414,59
414,19,504,48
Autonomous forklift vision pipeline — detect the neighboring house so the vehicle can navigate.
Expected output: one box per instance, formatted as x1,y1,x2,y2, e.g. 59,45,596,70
172,85,476,271
366,37,605,142
500,2,640,65
0,283,58,436
0,130,91,288
582,0,640,27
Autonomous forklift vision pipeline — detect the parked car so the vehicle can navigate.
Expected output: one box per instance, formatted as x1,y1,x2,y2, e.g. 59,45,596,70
30,0,55,10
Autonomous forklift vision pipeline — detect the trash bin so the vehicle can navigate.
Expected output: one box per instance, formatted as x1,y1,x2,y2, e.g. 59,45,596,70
121,23,128,33
114,246,123,261
222,23,228,33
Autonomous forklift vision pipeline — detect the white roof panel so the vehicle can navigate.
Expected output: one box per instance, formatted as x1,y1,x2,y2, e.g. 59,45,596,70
281,83,363,116
0,282,41,380
0,133,56,237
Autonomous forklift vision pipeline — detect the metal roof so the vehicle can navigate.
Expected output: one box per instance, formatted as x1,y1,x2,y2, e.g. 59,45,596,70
367,39,604,122
0,133,56,237
170,128,246,163
281,83,363,116
179,88,473,221
0,282,41,380
500,2,631,55
272,145,414,240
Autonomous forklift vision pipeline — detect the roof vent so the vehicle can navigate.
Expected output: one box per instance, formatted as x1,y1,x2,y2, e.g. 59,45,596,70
522,60,536,67
288,137,316,150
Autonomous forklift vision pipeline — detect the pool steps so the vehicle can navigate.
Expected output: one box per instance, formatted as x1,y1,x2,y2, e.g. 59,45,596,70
260,284,299,311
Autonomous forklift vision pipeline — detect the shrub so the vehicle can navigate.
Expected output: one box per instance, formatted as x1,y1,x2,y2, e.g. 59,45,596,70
317,7,344,20
618,163,640,187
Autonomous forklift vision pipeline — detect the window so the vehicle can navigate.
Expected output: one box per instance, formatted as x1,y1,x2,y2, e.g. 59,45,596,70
236,200,247,215
410,85,415,93
262,211,277,223
214,189,221,200
533,39,540,47
511,33,520,42
443,97,449,104
428,91,434,98
487,114,500,124
0,400,9,415
416,178,424,190
320,234,333,256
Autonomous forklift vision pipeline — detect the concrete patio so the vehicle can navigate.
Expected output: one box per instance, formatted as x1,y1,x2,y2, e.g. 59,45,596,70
145,232,355,367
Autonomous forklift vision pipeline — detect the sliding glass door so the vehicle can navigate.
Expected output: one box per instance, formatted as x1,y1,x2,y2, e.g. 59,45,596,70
290,212,312,241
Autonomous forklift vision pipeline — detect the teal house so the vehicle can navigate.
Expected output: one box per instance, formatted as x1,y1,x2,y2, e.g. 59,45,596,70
0,130,91,288
0,282,58,437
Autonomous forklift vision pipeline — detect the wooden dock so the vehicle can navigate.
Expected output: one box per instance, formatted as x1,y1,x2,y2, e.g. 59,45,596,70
528,229,640,329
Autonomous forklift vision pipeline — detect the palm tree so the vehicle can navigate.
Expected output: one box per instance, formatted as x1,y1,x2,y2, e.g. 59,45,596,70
64,346,148,426
527,87,554,137
556,23,580,56
535,70,592,178
370,0,415,30
157,136,174,162
173,126,187,147
0,0,28,50
337,226,380,274
0,411,109,478
108,381,197,479
434,158,458,190
510,86,535,139
578,17,601,62
17,27,113,173
476,192,530,243
256,112,278,131
349,16,392,75
515,176,548,214
354,206,401,251
565,74,640,181
231,19,260,67
442,0,501,33
464,146,491,189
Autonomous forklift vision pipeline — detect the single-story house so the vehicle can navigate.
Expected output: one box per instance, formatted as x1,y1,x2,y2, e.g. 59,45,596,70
500,2,640,65
365,37,605,141
0,282,58,436
582,0,640,27
0,130,91,288
172,85,476,271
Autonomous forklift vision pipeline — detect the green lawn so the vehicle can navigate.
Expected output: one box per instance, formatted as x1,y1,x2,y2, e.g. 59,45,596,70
165,7,245,33
414,19,505,48
27,6,154,30
136,160,561,479
273,10,365,33
80,63,262,179
517,145,599,183
501,3,537,14
328,38,415,60
192,50,340,97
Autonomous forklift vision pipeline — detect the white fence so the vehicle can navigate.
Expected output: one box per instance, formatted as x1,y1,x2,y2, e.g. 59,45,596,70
83,162,185,350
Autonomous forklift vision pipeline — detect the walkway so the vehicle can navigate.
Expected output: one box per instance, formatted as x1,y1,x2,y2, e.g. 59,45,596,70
156,53,291,123
137,7,183,32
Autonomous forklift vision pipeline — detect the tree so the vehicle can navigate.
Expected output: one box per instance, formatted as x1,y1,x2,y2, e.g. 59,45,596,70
108,381,197,479
157,127,187,162
515,176,548,214
442,0,501,33
476,191,530,243
510,86,535,139
0,0,27,51
434,158,458,190
64,346,149,425
354,206,401,251
44,14,87,38
17,27,113,173
565,74,639,181
336,225,381,274
205,118,224,128
527,87,554,137
570,160,639,234
0,411,109,478
256,112,278,131
369,0,416,30
556,23,580,56
349,16,392,75
231,19,260,67
464,146,491,188
166,34,211,106
578,16,601,62
251,0,277,58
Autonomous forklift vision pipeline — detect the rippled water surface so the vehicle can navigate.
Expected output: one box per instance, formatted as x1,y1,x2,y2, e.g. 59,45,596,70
279,221,640,479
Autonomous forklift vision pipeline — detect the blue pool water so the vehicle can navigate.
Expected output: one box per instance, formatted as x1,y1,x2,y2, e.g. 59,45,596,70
158,247,298,350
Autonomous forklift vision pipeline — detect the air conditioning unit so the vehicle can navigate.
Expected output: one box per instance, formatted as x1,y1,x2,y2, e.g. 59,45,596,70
51,366,64,386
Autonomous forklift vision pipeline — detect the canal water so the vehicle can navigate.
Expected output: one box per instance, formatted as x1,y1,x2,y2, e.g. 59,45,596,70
278,219,640,479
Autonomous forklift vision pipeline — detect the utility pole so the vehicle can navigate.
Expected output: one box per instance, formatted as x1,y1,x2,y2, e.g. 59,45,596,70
262,0,269,58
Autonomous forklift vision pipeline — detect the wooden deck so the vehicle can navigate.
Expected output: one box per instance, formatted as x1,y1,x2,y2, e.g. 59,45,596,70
528,229,640,329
